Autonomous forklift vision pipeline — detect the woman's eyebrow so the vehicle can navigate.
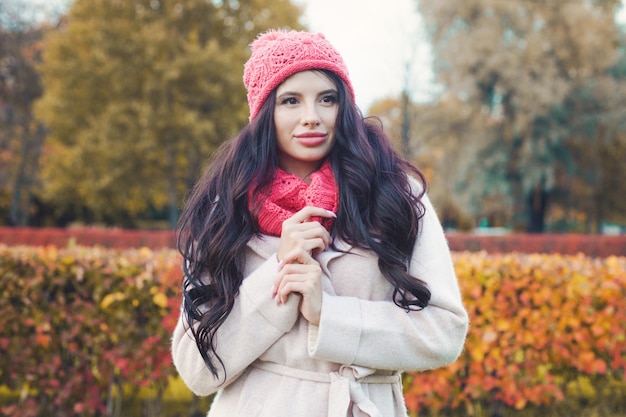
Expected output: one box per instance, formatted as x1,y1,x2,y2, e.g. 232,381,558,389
276,91,301,97
318,88,338,96
277,89,338,97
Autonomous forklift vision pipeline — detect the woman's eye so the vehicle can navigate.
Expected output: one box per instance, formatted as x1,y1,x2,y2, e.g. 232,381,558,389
321,94,338,104
280,97,299,105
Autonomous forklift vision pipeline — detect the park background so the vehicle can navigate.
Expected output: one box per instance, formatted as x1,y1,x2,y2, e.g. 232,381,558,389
1,0,626,416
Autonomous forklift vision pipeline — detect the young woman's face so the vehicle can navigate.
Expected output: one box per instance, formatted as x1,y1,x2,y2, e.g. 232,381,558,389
273,70,338,180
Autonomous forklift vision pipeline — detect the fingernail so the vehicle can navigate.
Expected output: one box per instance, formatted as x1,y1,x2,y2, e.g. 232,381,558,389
277,260,284,271
270,285,275,297
326,210,337,218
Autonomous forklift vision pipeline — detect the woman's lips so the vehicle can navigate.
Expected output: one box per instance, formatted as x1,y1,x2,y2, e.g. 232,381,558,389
295,132,327,147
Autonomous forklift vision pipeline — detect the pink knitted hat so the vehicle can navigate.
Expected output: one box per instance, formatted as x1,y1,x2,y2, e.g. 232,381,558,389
243,29,355,121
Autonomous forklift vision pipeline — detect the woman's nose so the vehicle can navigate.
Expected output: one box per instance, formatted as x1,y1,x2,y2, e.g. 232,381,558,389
301,103,321,126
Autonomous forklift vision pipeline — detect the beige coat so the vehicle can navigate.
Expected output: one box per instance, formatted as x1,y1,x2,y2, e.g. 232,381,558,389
171,193,469,417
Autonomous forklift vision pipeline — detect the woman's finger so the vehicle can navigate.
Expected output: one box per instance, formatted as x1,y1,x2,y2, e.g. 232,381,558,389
284,206,336,225
282,222,330,244
279,246,317,266
275,263,321,294
278,220,331,261
273,255,316,298
273,264,323,324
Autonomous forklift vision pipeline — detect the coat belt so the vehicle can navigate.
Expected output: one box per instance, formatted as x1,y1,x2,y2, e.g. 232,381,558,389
251,361,401,417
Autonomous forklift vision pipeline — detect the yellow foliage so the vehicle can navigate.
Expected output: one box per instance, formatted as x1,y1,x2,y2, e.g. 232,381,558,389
152,292,168,309
2,244,624,416
162,376,195,401
100,292,126,309
405,251,626,413
566,376,597,400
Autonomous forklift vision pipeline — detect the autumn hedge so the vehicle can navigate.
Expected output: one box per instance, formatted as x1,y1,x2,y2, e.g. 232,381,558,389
1,227,625,257
0,245,181,416
1,245,625,416
404,252,626,415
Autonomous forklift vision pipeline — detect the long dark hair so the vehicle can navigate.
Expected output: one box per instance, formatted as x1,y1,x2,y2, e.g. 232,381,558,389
177,70,430,379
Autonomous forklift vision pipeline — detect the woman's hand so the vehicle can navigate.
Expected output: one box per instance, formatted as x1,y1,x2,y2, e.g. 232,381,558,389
276,206,334,262
273,206,336,324
273,251,323,324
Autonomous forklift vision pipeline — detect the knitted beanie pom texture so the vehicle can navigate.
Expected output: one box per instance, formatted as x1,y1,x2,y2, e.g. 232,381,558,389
243,29,355,121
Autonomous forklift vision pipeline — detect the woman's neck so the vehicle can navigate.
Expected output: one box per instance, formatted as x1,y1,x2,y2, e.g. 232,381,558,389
279,161,325,184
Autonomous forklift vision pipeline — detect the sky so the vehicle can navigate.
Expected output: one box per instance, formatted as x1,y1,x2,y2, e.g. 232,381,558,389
293,0,438,110
18,0,626,111
295,0,626,111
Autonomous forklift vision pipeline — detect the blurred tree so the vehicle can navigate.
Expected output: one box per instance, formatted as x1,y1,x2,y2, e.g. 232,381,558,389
371,94,497,231
0,2,53,226
417,0,623,232
547,30,626,232
369,98,405,154
35,0,303,228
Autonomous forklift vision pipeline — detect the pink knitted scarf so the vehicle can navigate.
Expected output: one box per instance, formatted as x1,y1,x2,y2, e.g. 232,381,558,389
252,161,338,237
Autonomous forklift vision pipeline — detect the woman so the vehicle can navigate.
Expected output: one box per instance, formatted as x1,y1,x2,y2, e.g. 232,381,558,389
172,29,468,417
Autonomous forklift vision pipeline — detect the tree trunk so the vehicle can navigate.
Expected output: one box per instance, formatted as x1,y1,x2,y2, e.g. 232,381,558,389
526,183,548,233
10,119,44,226
501,97,527,231
505,137,526,231
167,155,179,229
401,90,411,159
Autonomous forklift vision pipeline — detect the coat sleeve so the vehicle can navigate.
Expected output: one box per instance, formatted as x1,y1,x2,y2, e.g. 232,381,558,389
171,255,300,396
308,192,469,371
